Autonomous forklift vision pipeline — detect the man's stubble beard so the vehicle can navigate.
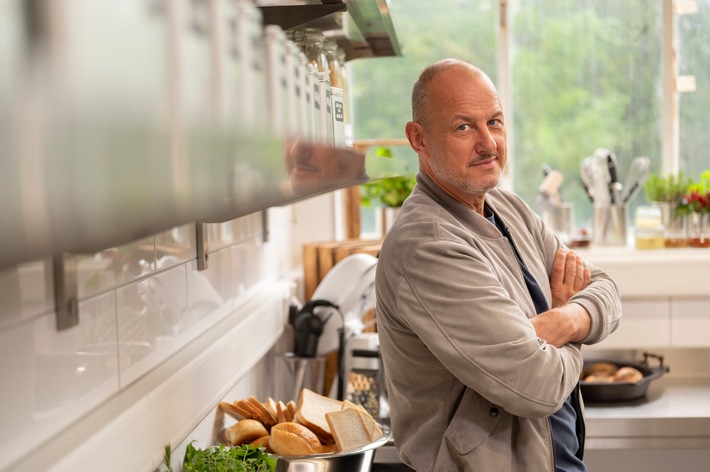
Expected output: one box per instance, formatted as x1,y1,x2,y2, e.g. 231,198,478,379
428,145,503,196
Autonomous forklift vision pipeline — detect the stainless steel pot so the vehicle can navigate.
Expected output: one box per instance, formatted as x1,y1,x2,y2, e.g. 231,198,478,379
580,352,669,403
274,425,392,472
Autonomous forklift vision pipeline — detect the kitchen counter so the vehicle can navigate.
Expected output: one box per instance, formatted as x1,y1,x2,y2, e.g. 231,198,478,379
575,246,710,297
374,375,710,466
585,375,710,449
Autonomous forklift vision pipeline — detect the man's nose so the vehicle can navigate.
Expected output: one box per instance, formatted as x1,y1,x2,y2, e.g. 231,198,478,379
475,128,497,154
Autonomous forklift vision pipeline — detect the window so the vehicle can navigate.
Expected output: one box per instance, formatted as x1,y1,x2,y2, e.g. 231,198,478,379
678,0,710,178
348,0,497,236
508,0,663,228
347,0,697,236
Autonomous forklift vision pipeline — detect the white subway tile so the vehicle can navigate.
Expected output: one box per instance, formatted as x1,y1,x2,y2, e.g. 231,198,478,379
117,265,189,388
156,223,196,268
206,221,240,252
76,237,156,299
186,248,233,337
0,259,54,327
0,291,119,471
232,236,265,296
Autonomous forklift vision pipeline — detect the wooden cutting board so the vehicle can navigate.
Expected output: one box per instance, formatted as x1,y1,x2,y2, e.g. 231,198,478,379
301,238,382,397
302,239,382,300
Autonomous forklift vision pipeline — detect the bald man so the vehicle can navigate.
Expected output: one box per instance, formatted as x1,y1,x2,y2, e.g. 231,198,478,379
375,59,621,471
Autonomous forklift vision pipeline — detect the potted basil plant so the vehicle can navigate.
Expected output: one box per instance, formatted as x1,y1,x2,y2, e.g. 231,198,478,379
644,172,693,247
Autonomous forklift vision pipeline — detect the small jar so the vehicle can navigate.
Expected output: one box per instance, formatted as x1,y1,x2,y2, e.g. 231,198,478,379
323,38,343,89
634,205,665,249
689,212,710,248
300,28,329,76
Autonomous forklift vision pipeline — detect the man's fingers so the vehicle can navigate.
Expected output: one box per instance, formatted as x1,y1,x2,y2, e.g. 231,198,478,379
573,255,585,290
550,248,566,285
564,250,577,283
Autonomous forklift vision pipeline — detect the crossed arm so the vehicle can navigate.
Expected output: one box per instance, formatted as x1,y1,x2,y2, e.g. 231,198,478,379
531,249,592,348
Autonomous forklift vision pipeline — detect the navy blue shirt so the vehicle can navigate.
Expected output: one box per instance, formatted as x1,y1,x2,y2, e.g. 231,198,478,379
486,206,586,472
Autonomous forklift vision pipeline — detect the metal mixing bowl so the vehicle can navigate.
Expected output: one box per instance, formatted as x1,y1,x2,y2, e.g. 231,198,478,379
274,425,392,472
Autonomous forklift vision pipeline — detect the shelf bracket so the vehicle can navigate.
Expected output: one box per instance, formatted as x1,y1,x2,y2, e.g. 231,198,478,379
196,220,209,271
261,209,270,243
53,254,79,331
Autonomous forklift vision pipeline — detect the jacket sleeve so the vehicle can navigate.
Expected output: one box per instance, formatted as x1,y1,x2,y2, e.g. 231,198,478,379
397,239,583,418
533,204,623,345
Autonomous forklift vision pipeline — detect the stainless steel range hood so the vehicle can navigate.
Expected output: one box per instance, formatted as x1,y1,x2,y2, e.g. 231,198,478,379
255,0,402,60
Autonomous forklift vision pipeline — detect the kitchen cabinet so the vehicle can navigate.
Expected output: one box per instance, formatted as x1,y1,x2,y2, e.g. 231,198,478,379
595,298,671,349
670,298,710,348
580,247,710,349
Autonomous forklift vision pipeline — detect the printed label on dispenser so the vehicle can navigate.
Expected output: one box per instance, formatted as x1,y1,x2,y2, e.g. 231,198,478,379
331,87,345,147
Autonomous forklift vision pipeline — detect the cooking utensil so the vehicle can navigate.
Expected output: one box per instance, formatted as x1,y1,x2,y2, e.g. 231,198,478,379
622,156,652,204
592,148,618,205
590,157,611,207
539,169,564,207
605,151,623,204
580,352,669,402
580,157,596,203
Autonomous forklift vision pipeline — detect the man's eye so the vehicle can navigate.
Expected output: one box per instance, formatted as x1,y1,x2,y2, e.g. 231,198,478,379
488,119,502,127
457,124,469,131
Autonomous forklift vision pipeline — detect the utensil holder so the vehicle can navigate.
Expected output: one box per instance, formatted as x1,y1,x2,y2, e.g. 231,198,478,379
544,202,574,244
276,352,326,402
593,205,628,246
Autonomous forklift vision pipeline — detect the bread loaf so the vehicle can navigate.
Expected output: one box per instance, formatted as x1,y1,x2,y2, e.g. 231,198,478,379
269,422,322,456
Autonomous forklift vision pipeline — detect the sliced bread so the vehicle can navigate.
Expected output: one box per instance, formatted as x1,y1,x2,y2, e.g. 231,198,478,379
325,407,372,452
293,388,343,441
341,400,383,441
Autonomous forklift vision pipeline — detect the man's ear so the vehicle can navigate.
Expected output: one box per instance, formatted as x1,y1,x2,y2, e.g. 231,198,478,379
405,121,429,158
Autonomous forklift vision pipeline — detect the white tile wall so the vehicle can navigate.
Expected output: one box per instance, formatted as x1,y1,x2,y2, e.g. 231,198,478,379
117,264,190,388
0,291,120,471
0,203,306,472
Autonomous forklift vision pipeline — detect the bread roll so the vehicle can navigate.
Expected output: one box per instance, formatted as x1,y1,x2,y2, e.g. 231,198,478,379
225,419,269,446
589,362,618,375
584,373,614,383
269,422,322,456
613,366,644,383
250,435,273,453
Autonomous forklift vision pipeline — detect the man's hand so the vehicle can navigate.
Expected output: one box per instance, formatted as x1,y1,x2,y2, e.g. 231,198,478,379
549,249,590,308
531,249,592,348
531,304,591,348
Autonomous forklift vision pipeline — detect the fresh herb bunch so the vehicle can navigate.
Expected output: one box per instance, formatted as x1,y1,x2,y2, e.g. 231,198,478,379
644,171,692,203
183,443,276,472
676,170,710,216
154,444,174,472
361,174,416,208
360,146,416,208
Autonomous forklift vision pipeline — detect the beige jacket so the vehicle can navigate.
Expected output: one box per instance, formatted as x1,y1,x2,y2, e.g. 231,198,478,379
375,173,621,471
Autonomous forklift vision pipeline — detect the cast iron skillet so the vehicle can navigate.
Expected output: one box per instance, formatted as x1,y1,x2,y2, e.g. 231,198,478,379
580,352,669,402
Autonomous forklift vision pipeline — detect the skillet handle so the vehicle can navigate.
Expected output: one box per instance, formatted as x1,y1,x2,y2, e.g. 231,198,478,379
643,352,669,373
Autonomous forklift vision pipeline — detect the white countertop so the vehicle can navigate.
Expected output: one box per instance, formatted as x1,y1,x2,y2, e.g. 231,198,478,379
585,376,710,449
573,247,710,297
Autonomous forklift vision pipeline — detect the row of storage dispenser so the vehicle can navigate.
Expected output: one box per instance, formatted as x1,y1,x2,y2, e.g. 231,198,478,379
218,2,349,145
3,0,349,148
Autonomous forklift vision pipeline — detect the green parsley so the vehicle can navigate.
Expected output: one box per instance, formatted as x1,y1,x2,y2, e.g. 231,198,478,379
183,442,276,472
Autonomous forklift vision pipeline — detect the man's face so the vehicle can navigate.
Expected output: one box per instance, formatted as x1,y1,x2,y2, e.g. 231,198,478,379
416,67,507,203
285,141,364,195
